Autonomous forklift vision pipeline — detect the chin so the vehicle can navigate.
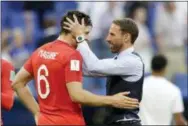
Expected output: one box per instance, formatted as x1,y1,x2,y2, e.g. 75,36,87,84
110,49,117,53
72,42,78,49
74,44,78,49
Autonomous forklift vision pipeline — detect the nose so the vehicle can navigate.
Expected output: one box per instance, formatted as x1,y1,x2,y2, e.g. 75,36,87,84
106,35,110,43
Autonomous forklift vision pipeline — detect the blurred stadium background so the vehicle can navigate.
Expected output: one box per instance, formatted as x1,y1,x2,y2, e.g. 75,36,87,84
1,1,187,125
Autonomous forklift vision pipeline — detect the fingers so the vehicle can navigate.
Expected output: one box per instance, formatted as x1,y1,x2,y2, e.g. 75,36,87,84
63,22,72,31
124,96,138,102
114,104,138,109
73,14,79,24
123,98,139,106
81,18,85,26
118,92,138,102
63,26,71,31
117,102,139,109
118,91,130,96
124,100,139,105
121,96,139,109
123,106,138,109
123,104,138,109
64,22,71,27
66,17,74,24
66,15,81,25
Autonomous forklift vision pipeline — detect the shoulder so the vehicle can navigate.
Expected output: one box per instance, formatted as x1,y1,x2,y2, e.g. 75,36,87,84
38,41,54,50
120,52,143,69
143,76,156,86
57,47,82,65
1,59,14,69
131,52,143,62
164,79,181,94
46,41,79,57
167,83,183,101
30,43,51,58
144,76,153,82
69,50,82,61
124,52,143,63
169,82,182,95
1,59,14,77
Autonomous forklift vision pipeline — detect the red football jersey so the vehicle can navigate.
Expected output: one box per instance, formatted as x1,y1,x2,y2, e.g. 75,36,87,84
1,59,15,125
24,40,85,125
1,59,14,110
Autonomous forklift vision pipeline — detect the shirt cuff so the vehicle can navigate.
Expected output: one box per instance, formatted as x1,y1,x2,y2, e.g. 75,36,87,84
77,41,89,50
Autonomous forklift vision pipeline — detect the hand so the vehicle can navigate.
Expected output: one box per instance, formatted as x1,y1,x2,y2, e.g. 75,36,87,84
34,112,40,125
63,14,86,37
110,92,139,109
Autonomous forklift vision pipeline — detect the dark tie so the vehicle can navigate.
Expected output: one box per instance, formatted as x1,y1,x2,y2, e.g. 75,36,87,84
114,56,118,60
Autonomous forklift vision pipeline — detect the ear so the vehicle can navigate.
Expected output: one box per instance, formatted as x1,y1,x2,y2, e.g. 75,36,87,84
123,33,130,43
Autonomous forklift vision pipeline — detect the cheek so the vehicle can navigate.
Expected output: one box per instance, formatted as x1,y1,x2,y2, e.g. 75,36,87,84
71,38,76,43
111,37,119,43
71,39,77,46
114,37,123,45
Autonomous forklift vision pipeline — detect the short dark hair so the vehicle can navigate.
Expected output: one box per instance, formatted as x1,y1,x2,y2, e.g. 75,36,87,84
152,55,168,72
60,10,92,34
113,18,139,44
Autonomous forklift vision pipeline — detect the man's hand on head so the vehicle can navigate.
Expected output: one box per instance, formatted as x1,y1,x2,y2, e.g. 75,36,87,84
63,14,86,37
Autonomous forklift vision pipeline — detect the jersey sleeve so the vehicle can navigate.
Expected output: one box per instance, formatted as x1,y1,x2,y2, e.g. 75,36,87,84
65,51,83,83
1,60,15,110
23,56,33,76
172,88,185,113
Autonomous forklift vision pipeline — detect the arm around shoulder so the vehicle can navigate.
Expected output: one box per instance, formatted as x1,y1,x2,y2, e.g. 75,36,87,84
66,82,112,106
66,81,139,109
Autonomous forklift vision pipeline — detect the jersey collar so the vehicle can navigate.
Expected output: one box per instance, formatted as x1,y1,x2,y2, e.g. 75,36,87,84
56,39,75,49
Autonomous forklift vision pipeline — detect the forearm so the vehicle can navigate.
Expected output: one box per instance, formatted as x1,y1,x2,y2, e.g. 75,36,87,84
14,86,39,115
78,42,113,75
78,41,133,76
73,89,112,106
77,41,100,73
175,117,188,125
174,113,188,126
83,63,105,77
176,120,187,125
1,92,14,110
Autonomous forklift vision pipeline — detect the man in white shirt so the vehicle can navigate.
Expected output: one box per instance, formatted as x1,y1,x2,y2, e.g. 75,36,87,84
139,55,187,125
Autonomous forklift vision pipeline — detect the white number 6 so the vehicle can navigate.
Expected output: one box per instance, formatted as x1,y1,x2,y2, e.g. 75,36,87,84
37,64,50,99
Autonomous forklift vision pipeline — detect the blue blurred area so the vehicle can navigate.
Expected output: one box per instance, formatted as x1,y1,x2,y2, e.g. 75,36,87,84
1,1,188,125
172,73,188,99
2,100,35,125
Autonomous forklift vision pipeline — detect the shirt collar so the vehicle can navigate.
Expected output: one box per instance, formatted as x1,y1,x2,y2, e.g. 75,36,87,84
118,46,134,58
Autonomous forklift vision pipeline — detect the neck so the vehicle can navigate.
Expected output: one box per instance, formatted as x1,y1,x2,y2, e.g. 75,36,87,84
119,43,133,53
57,34,76,48
152,71,165,77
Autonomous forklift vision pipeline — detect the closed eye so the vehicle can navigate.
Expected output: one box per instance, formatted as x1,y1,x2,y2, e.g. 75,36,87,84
85,32,89,35
110,32,115,36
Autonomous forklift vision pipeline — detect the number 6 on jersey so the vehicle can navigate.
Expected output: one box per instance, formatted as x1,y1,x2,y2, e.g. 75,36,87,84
37,64,50,99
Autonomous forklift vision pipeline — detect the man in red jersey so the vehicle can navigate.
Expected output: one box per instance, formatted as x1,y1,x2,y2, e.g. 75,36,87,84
1,59,15,125
12,11,139,125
